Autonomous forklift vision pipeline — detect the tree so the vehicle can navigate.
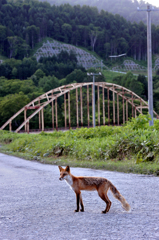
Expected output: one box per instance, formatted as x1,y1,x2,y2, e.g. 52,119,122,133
7,36,20,58
26,25,39,49
62,23,72,43
0,25,6,54
11,67,18,79
47,19,54,37
137,74,148,99
89,30,98,52
17,42,30,59
117,37,128,54
113,71,144,97
34,69,45,80
104,42,111,59
31,69,45,86
38,75,59,92
66,69,86,84
0,92,30,127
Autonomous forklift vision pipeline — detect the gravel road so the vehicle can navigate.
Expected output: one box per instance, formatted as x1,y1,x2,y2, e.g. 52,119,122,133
0,153,159,240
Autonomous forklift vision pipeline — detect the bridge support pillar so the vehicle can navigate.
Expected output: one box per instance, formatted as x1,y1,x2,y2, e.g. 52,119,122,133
117,94,119,126
26,121,29,134
87,85,90,127
39,111,41,130
55,98,58,131
68,91,71,129
24,108,27,132
41,108,44,131
38,100,41,131
123,89,125,124
9,121,12,131
135,107,137,118
123,98,125,124
98,85,100,126
107,88,110,125
126,100,128,122
52,100,54,130
80,87,83,127
140,100,143,114
132,93,134,118
64,93,67,129
102,84,105,126
113,85,115,126
76,88,79,128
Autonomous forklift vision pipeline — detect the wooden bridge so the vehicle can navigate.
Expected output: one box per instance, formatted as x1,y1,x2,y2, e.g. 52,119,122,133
0,82,158,133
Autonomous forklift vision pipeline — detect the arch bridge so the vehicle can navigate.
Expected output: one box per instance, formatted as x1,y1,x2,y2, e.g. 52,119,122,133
0,82,158,133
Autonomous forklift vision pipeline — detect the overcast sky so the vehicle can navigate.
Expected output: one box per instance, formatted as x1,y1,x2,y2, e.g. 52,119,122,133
146,0,159,7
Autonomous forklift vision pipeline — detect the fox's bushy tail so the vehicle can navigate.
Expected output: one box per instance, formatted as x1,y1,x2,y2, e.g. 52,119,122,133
109,183,131,212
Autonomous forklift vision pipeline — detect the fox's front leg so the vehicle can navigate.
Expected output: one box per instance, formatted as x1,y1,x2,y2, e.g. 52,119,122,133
74,193,80,212
75,192,84,212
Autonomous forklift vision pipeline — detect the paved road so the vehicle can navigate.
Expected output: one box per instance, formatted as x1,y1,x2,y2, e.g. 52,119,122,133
0,153,159,240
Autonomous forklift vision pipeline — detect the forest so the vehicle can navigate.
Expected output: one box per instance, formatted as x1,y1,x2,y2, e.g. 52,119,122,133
45,0,159,25
0,0,159,61
0,0,159,130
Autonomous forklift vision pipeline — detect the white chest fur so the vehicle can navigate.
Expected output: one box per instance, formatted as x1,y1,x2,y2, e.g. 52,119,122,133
64,175,73,190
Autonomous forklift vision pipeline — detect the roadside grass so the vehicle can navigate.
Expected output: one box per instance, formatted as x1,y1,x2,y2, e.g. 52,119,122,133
0,145,158,176
102,70,126,82
102,69,148,83
0,114,159,176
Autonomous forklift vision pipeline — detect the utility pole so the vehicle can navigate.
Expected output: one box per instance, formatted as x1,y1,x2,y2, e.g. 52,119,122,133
138,5,159,126
87,72,101,127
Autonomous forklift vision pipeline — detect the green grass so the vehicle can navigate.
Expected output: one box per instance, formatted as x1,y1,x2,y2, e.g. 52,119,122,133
102,70,126,82
0,115,159,176
0,145,158,176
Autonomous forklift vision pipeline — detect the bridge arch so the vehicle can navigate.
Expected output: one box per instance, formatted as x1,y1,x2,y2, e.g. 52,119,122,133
0,82,158,132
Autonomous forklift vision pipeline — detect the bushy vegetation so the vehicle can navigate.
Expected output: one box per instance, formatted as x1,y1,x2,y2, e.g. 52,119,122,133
0,51,82,80
0,115,159,175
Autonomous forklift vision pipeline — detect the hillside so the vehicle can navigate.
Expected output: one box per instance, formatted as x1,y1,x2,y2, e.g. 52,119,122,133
34,39,106,69
34,39,159,72
42,0,159,25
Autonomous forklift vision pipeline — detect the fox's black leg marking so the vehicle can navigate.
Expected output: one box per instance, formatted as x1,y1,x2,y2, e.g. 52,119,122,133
74,193,80,212
79,193,84,212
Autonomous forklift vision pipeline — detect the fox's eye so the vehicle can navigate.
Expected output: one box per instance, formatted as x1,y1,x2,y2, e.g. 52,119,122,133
63,173,66,176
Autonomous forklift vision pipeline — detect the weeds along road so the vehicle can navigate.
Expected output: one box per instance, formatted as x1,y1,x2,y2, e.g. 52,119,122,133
0,153,159,240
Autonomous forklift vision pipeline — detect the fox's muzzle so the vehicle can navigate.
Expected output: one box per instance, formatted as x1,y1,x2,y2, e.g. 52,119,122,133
59,177,63,180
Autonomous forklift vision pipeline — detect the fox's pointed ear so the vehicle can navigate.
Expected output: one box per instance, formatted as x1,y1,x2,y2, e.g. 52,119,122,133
58,166,63,172
65,166,70,172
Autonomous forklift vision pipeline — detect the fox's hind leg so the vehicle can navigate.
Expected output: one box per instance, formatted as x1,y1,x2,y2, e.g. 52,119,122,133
79,193,84,212
98,189,111,214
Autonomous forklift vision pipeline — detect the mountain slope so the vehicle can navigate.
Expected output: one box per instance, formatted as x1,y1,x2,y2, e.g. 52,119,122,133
34,39,106,69
42,0,159,25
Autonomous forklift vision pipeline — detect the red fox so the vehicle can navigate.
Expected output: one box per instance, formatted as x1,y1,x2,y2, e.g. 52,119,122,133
58,166,130,213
